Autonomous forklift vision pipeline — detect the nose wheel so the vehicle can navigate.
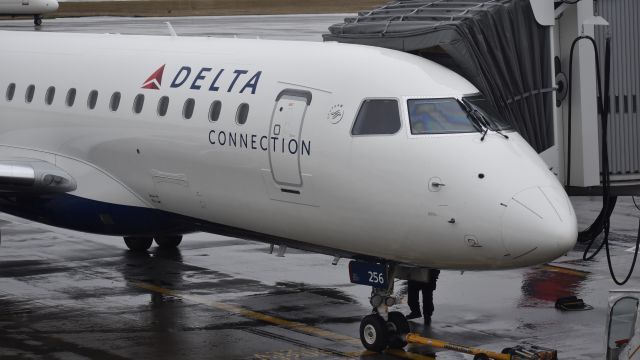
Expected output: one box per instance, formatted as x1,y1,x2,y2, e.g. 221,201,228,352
387,311,410,348
359,311,410,352
34,15,43,26
360,314,389,352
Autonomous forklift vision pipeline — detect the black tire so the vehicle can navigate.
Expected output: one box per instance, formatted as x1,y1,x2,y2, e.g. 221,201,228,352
124,236,153,252
34,16,42,26
359,314,388,352
387,311,410,348
154,235,182,248
473,354,490,360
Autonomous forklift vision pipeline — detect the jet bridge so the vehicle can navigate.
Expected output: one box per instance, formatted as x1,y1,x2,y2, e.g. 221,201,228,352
323,0,640,195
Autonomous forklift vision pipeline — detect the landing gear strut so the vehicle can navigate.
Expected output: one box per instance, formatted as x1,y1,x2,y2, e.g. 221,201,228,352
358,263,409,352
34,15,43,26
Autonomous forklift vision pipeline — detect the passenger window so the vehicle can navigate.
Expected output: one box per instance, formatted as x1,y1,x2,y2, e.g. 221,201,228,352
236,103,249,125
209,100,222,122
183,98,195,119
25,84,35,103
109,92,121,112
45,86,55,105
352,99,401,135
133,94,144,114
157,96,169,117
6,83,15,101
408,98,477,134
66,88,76,107
87,90,98,110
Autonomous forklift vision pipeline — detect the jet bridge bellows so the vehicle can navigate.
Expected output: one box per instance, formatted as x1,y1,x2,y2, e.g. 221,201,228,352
595,0,640,180
323,0,553,153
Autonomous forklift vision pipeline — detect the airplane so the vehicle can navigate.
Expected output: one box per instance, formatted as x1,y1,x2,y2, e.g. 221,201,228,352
0,30,578,352
0,0,58,26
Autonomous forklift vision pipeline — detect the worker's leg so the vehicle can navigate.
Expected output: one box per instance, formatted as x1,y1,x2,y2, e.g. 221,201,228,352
422,284,435,326
407,281,421,319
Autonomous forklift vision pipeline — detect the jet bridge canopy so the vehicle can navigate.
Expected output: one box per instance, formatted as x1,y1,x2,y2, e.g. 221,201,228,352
323,0,553,153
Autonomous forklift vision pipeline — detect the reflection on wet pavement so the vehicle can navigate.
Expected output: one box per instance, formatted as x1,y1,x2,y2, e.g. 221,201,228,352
519,265,589,307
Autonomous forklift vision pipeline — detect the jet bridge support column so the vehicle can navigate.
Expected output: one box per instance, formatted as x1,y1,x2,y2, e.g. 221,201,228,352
554,0,603,187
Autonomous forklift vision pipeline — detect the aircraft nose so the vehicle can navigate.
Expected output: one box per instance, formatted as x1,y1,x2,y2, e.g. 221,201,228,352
501,186,577,265
48,0,59,10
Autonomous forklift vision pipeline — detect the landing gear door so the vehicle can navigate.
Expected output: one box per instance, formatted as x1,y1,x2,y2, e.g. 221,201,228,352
268,89,312,187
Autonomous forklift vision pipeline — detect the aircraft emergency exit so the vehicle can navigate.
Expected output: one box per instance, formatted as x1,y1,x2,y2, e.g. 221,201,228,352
0,30,578,352
0,0,58,26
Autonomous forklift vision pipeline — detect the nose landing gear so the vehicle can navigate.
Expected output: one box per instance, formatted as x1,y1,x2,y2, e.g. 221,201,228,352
354,262,410,352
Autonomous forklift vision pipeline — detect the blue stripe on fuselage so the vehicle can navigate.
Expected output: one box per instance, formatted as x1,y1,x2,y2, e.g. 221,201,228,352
0,193,194,236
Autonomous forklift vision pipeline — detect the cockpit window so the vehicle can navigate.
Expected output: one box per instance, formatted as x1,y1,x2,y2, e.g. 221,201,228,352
462,94,512,131
352,99,401,135
408,98,477,134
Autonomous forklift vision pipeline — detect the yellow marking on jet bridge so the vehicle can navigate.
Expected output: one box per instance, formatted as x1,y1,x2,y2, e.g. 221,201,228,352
132,281,435,360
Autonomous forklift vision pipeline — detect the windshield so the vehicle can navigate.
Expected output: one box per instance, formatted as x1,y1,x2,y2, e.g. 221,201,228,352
462,94,513,131
408,98,479,135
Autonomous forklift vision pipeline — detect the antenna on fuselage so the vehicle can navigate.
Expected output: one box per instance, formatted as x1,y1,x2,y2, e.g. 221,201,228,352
165,22,178,37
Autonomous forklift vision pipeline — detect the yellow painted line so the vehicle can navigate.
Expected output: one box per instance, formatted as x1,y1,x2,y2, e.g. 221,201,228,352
630,343,640,358
542,264,589,277
131,281,435,360
252,348,365,359
385,349,435,360
133,281,360,345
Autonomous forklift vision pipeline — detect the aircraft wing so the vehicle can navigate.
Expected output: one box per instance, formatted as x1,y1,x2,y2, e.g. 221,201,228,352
0,158,76,194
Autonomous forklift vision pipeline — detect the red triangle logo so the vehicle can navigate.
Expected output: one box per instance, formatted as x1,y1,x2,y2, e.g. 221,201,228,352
142,65,165,90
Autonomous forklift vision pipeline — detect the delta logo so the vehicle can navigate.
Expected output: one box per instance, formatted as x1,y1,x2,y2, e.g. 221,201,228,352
142,65,262,95
142,65,165,90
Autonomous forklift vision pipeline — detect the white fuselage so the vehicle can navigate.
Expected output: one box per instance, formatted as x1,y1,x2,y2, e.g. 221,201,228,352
0,0,58,15
0,31,577,270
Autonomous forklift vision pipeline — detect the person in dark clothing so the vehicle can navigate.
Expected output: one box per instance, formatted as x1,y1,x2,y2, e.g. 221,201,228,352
406,269,440,325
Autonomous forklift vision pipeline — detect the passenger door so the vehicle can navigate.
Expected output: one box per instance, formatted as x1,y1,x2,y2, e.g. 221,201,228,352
268,89,312,188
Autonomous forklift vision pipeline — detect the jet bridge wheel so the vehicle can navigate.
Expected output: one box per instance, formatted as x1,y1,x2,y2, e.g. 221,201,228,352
359,314,388,352
34,16,42,26
154,235,182,248
123,236,153,252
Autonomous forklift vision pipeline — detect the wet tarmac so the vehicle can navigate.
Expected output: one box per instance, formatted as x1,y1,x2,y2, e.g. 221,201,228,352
1,196,639,360
1,14,640,360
